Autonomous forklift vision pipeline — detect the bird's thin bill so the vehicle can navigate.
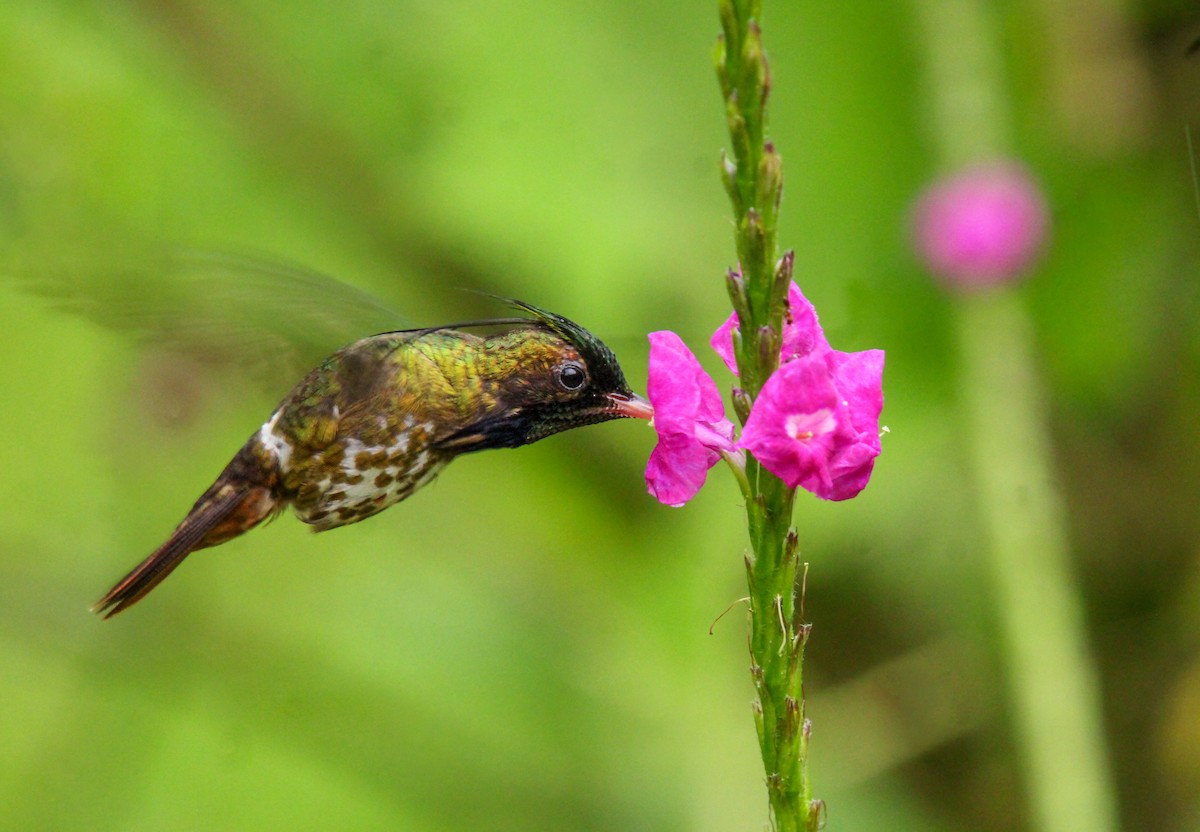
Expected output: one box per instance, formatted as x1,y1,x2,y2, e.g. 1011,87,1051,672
608,393,654,420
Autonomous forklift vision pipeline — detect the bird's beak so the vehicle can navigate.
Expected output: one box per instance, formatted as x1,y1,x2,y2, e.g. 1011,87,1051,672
608,392,654,420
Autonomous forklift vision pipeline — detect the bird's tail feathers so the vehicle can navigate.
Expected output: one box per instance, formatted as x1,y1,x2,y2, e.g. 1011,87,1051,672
92,482,276,619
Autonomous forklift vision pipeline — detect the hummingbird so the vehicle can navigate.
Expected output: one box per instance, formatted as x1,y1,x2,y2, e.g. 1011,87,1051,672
92,300,652,618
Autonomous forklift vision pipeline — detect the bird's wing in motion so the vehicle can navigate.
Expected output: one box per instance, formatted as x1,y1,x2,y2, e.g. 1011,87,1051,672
7,249,409,396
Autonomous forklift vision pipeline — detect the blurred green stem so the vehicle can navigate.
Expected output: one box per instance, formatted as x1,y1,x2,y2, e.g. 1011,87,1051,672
956,295,1119,832
915,1,1119,829
716,1,817,829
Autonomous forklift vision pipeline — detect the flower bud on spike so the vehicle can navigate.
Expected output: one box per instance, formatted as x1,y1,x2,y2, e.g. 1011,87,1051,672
743,208,765,273
811,800,827,829
727,95,751,164
730,134,751,179
749,23,771,106
718,0,737,51
784,527,799,566
760,142,783,214
725,265,748,316
757,324,779,370
772,250,795,312
720,152,742,214
775,249,794,285
783,696,800,739
744,23,767,106
732,387,753,425
713,38,732,99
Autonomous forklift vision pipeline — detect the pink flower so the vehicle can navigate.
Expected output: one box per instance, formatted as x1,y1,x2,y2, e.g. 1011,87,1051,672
644,331,737,507
709,280,885,500
912,162,1049,289
711,282,829,374
644,281,884,504
739,349,884,500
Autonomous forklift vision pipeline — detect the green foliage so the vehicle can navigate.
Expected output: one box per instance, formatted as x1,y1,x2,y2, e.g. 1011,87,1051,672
1,2,1198,830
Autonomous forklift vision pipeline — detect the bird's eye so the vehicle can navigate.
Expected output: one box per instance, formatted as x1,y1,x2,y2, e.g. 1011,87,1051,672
556,362,587,391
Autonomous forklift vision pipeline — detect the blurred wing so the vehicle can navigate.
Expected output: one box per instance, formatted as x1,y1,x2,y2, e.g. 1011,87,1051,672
11,250,407,395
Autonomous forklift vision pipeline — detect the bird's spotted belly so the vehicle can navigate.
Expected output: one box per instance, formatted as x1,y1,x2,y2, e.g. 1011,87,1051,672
266,416,447,532
298,439,445,530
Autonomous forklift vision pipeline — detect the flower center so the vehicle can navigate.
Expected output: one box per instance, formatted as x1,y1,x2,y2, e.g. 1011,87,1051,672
784,409,835,443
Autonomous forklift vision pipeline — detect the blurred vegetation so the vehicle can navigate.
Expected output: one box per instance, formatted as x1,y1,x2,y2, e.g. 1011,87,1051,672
1,1,1199,830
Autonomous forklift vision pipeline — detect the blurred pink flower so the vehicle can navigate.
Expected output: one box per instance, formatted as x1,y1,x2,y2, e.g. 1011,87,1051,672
912,162,1049,289
644,331,738,507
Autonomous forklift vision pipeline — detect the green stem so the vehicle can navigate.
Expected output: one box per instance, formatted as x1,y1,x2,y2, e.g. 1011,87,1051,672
914,1,1119,828
716,1,816,829
956,295,1119,832
744,467,809,832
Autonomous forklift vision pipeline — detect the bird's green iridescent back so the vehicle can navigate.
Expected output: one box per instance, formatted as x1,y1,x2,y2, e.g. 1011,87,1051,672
258,327,592,530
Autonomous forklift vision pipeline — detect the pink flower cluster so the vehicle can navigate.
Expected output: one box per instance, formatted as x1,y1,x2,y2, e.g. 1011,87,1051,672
644,283,884,506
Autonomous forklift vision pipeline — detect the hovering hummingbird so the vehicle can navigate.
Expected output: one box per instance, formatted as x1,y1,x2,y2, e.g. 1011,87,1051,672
92,299,652,618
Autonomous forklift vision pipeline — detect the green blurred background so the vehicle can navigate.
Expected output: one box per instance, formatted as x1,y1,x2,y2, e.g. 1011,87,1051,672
2,1,1199,830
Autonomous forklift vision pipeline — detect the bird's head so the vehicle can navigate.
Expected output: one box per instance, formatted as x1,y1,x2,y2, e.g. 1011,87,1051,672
441,301,652,451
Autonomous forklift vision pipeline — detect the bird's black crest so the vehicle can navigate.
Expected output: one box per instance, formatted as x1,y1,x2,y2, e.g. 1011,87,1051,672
507,300,632,396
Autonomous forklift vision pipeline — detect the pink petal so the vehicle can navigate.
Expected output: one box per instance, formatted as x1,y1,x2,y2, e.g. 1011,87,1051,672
711,312,740,375
644,331,737,506
647,331,730,439
823,439,879,501
647,331,702,434
710,282,831,374
739,349,885,501
827,349,885,437
780,283,828,363
820,349,885,500
646,433,716,507
738,356,840,492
